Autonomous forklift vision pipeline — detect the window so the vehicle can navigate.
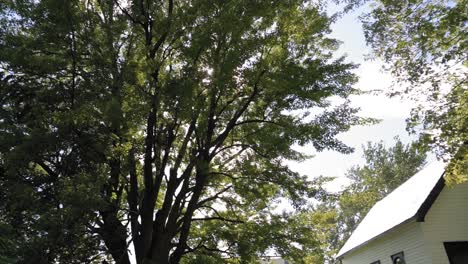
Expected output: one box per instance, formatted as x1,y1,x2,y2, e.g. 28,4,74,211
391,252,405,264
444,241,468,264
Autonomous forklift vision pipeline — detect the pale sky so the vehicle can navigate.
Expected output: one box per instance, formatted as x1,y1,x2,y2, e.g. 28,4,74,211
286,3,417,192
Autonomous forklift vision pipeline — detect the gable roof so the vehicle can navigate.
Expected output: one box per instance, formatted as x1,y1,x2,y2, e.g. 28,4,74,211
336,161,446,258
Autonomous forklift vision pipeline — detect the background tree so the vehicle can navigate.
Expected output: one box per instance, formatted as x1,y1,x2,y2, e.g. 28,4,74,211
337,0,467,183
310,138,427,262
0,0,369,263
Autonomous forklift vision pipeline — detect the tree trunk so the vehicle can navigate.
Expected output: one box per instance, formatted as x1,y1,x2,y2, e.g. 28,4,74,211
100,211,131,264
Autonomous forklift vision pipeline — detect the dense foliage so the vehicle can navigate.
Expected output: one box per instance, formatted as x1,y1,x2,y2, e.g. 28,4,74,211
340,0,467,183
311,139,427,262
0,1,368,263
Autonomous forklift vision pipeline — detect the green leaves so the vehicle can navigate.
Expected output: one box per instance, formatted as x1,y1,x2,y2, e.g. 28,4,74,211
309,138,427,261
1,0,368,263
352,0,468,183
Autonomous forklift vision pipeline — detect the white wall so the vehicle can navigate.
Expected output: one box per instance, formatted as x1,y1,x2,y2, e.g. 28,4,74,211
421,181,468,264
341,221,431,264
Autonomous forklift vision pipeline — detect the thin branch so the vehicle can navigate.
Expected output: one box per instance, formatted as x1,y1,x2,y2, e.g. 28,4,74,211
210,69,267,156
113,0,144,27
191,217,244,224
149,0,174,58
196,185,233,207
235,119,281,126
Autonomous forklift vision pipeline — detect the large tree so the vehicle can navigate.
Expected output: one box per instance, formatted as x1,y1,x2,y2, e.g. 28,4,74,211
339,0,467,182
0,1,367,263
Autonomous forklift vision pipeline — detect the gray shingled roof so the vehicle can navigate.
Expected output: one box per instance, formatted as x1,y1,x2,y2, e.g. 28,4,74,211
336,161,446,258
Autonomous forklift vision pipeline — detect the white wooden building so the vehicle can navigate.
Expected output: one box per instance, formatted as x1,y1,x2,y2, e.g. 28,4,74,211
335,161,468,264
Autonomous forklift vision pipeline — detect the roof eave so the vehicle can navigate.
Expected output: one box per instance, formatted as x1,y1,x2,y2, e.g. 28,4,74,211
335,217,417,259
415,172,445,222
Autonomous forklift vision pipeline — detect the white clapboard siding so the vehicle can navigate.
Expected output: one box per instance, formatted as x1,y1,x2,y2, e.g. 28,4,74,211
340,179,468,264
421,181,468,264
341,221,431,264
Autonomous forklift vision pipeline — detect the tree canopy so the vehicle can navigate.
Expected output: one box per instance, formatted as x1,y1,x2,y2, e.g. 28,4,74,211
310,138,427,262
0,1,368,263
339,0,467,183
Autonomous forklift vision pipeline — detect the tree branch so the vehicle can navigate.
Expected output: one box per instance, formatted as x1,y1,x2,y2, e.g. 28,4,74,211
149,0,174,58
196,185,233,207
210,69,266,157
